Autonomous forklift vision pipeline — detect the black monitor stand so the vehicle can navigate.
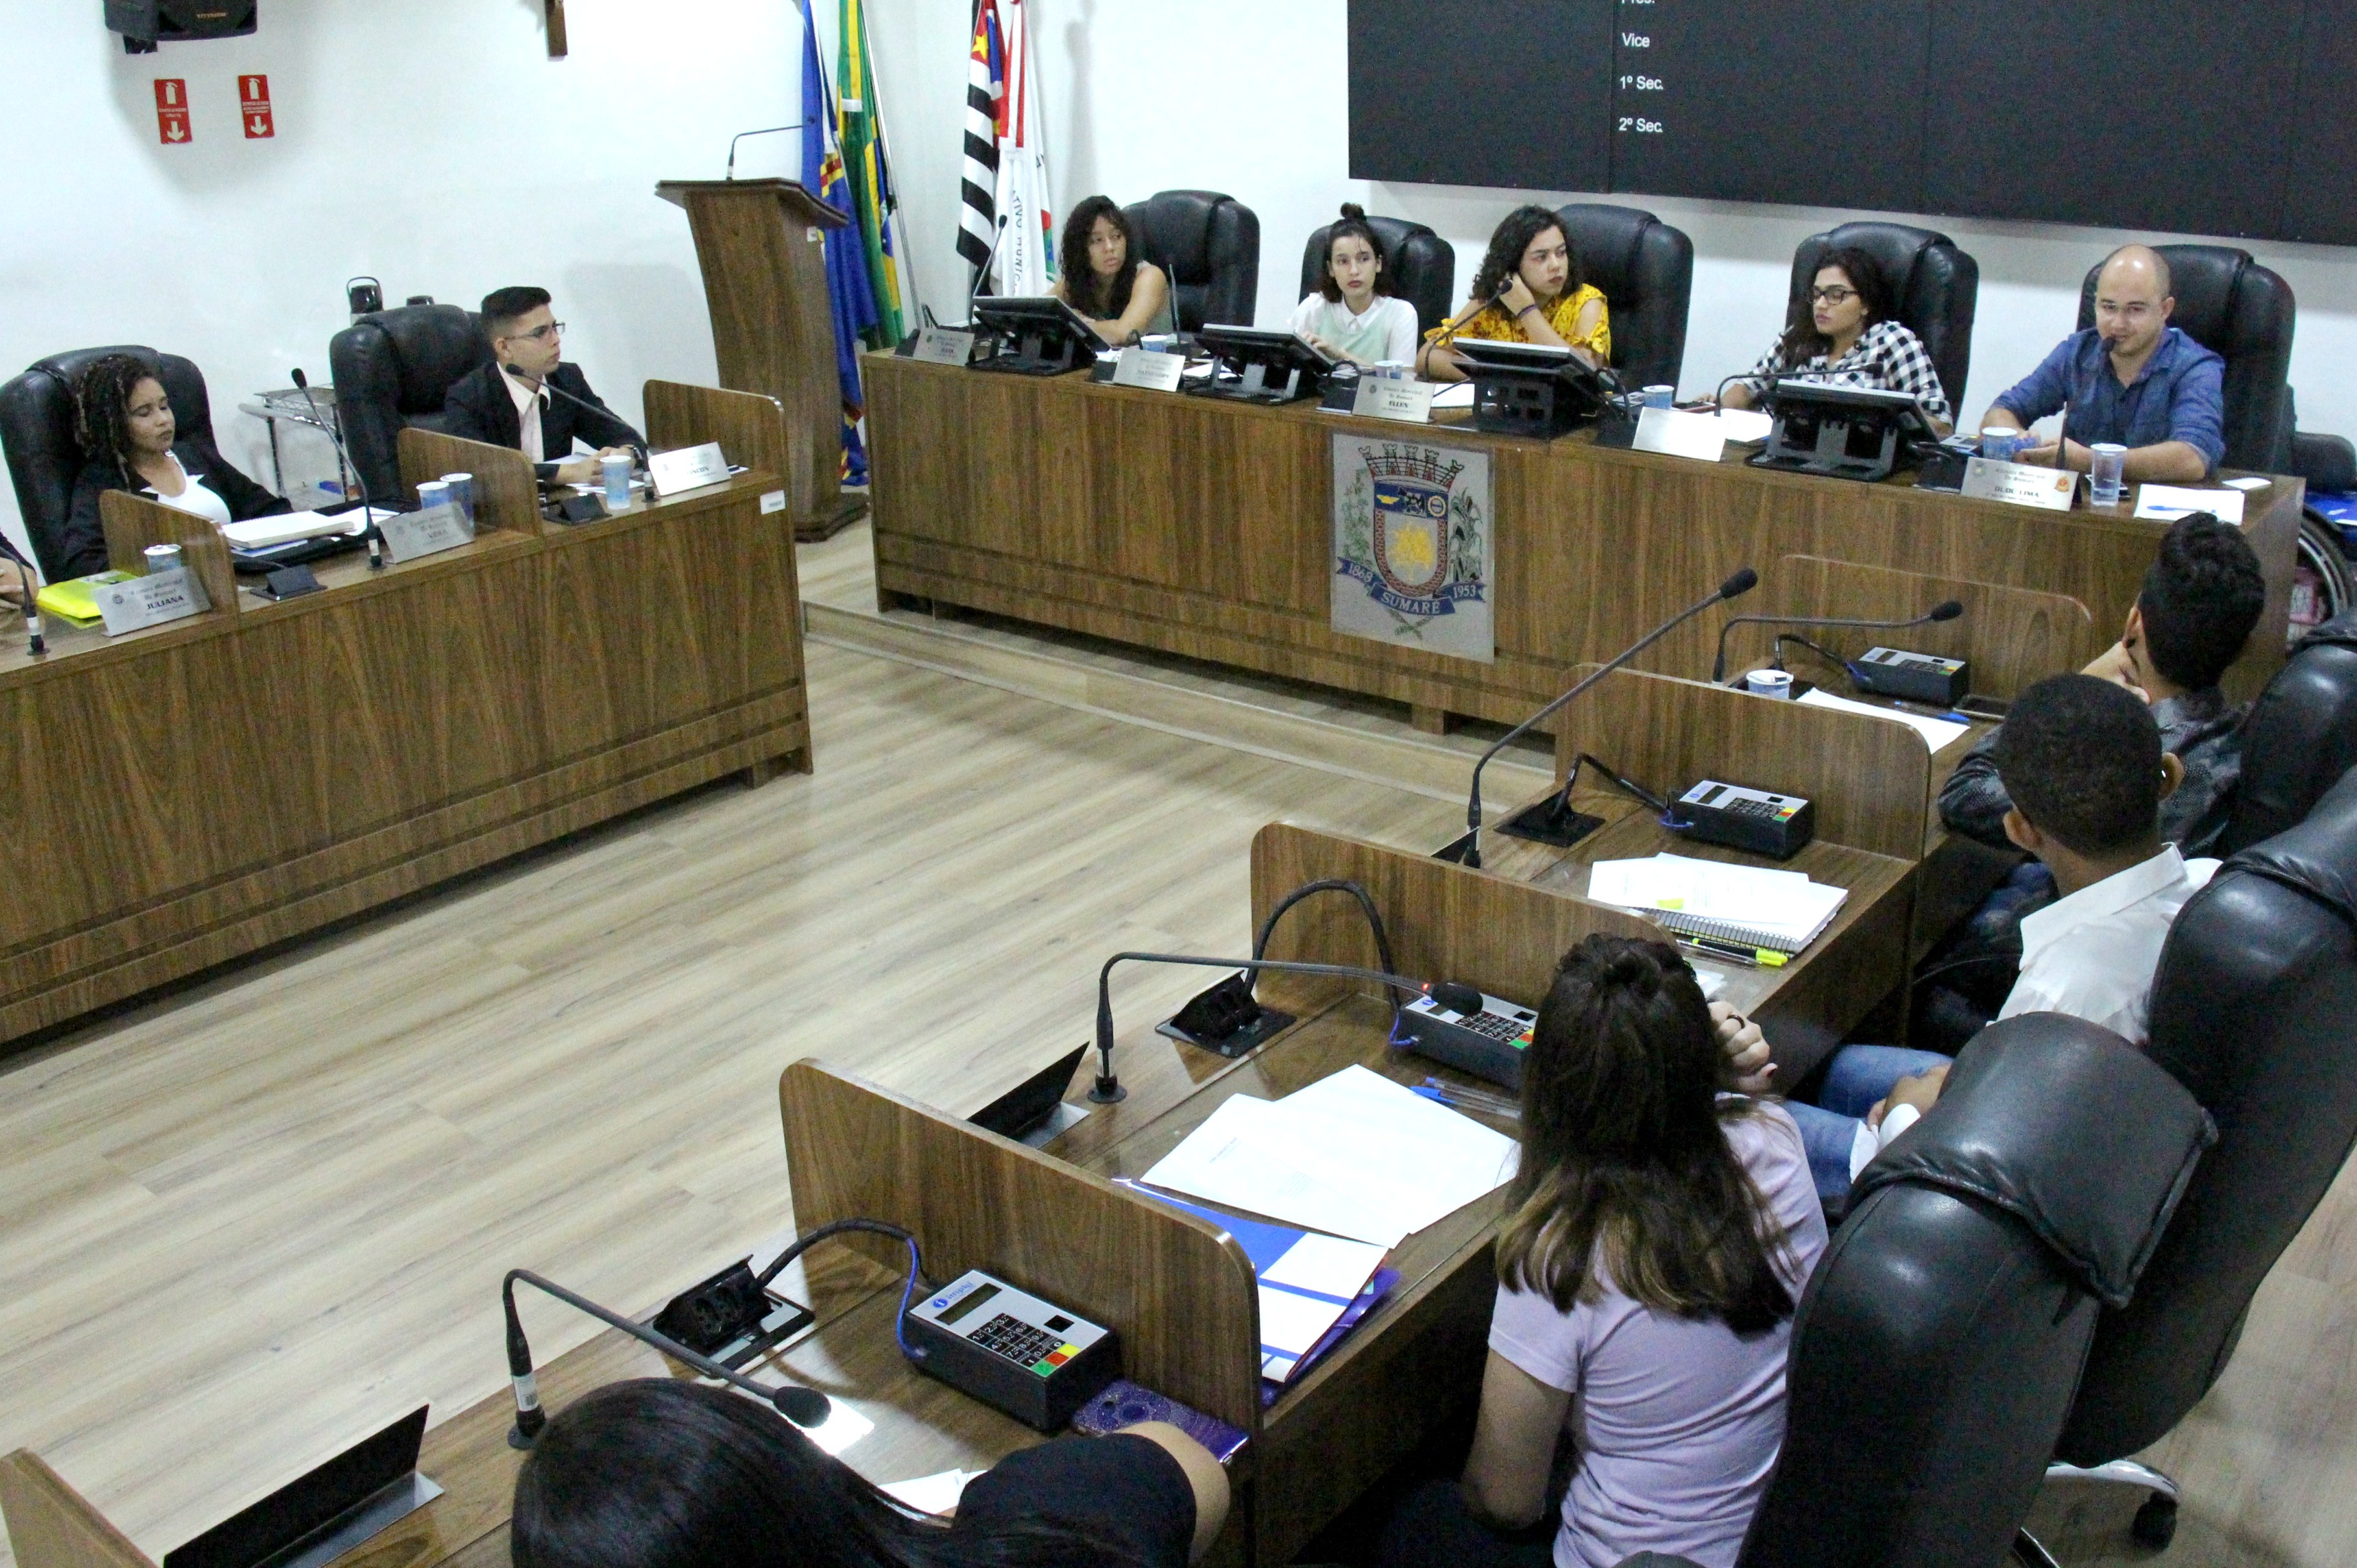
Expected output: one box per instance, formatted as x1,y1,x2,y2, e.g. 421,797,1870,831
1469,363,1593,437
974,327,1087,377
1750,404,1907,481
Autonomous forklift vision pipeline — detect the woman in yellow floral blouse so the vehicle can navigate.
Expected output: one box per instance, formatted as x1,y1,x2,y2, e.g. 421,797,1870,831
1418,205,1611,381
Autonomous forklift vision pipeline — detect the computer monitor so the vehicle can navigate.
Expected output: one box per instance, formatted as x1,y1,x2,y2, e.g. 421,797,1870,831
971,296,1110,376
1189,324,1337,405
1450,339,1622,436
1749,377,1943,483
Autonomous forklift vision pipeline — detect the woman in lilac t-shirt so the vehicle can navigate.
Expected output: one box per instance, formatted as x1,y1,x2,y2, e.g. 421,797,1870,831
1381,936,1828,1568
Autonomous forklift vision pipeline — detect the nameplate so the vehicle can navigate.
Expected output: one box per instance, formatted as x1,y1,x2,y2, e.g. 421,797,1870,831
1351,376,1437,425
1111,347,1186,392
96,565,210,634
914,327,977,367
760,488,787,514
1962,457,2078,512
1632,405,1726,463
649,441,731,498
380,501,473,564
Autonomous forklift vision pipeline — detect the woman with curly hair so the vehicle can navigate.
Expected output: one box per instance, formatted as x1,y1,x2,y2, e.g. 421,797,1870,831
1377,936,1826,1568
1052,195,1173,345
1720,246,1952,432
57,353,286,580
1419,205,1610,381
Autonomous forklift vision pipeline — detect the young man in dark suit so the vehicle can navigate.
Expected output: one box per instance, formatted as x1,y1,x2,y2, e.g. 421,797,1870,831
442,286,643,485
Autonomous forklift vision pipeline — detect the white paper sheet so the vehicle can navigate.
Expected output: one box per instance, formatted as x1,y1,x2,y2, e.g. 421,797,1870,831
881,1469,980,1515
1257,1282,1351,1356
1713,407,1774,443
1139,1094,1408,1246
1430,381,1476,408
1262,1231,1390,1299
1588,854,1848,949
2133,484,2246,525
1796,687,1971,752
221,509,384,548
1273,1066,1520,1234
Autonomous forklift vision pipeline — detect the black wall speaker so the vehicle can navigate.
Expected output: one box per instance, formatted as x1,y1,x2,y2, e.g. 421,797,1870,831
105,0,259,54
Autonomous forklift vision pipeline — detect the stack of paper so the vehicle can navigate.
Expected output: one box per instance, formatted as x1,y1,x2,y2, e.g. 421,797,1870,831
221,508,386,548
1137,1065,1520,1249
1796,686,1971,752
1589,853,1848,954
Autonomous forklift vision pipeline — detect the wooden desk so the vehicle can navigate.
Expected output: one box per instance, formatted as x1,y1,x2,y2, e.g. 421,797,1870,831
0,416,811,1046
865,354,2298,727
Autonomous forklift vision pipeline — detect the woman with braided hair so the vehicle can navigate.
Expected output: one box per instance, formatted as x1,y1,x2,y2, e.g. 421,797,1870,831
1377,935,1827,1568
58,353,286,580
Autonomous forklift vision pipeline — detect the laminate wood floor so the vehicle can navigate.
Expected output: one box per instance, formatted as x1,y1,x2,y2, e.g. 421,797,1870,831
4,568,2355,1568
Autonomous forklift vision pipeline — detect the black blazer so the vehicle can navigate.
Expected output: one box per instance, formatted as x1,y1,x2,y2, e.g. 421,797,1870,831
440,361,643,474
59,441,288,581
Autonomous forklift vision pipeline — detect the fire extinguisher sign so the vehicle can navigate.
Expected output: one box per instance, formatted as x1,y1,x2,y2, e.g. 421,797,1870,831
154,78,190,145
239,74,274,138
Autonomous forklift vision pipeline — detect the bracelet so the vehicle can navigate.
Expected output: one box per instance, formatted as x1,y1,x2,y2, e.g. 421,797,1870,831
1517,303,1541,319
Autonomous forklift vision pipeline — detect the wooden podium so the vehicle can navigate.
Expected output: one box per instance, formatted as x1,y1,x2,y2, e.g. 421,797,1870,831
657,177,867,542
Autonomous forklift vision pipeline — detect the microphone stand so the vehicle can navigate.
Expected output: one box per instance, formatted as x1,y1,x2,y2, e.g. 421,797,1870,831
1710,601,1965,684
725,119,814,181
966,214,1010,327
290,368,382,570
1448,568,1758,870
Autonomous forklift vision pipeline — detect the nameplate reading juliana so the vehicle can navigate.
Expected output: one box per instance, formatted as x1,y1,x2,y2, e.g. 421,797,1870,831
914,327,976,367
379,501,474,565
97,566,210,635
1632,405,1727,463
1961,457,2078,512
1111,347,1187,392
1351,377,1437,425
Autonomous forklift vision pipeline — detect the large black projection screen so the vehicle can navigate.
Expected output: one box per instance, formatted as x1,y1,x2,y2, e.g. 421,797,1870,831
1349,1,2356,246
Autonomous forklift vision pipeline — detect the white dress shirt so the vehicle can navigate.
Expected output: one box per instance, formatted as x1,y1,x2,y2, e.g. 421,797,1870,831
1997,843,2217,1045
501,367,550,463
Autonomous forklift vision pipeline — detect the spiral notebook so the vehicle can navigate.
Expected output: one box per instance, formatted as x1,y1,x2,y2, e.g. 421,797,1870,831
1588,853,1848,955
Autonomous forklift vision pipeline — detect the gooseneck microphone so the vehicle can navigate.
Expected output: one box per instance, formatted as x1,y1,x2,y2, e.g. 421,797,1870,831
1455,568,1758,871
725,119,814,181
1419,283,1512,374
501,364,649,472
1710,599,1964,684
0,537,43,656
502,1268,832,1447
290,367,383,570
1089,951,1480,1103
966,214,1010,324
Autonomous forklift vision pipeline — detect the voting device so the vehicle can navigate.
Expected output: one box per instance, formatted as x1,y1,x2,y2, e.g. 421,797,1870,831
908,1269,1121,1431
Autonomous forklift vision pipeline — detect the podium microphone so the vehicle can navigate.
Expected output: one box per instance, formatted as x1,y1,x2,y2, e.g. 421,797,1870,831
502,1268,832,1447
290,368,382,570
1450,568,1757,871
725,119,814,181
1088,950,1479,1103
1710,599,1963,684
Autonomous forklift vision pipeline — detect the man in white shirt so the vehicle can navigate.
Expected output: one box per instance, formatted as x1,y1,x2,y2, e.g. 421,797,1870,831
1748,674,2215,1203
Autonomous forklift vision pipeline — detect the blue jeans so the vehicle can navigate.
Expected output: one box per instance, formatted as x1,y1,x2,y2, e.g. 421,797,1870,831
1785,1045,1953,1205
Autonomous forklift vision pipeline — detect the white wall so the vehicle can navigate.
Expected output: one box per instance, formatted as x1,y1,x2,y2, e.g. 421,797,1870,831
864,0,2357,441
0,0,813,560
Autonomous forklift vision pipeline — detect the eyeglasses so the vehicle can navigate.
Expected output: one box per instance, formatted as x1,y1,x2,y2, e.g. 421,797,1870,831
1808,286,1858,305
512,321,565,343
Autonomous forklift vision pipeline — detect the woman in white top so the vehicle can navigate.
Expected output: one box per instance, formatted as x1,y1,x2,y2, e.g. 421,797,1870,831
1288,205,1420,367
1719,246,1953,434
1376,936,1828,1568
59,353,288,579
1053,196,1175,347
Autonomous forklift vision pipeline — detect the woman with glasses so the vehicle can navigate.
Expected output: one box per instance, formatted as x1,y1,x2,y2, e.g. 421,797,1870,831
1720,248,1952,434
444,285,643,485
1419,205,1610,381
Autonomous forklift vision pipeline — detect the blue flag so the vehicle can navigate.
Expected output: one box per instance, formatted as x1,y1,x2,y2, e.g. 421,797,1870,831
799,0,880,486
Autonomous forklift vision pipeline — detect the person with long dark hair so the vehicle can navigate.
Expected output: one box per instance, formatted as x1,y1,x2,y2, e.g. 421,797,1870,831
58,352,288,581
1288,204,1419,367
510,1378,1229,1568
1377,937,1826,1568
1053,196,1173,345
1418,205,1609,381
1721,247,1952,432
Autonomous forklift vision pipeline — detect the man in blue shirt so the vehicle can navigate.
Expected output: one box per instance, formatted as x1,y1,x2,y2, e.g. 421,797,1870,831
1980,245,2225,481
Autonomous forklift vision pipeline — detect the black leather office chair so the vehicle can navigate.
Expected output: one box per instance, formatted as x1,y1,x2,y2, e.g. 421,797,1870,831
1790,222,1979,413
1122,190,1260,332
1555,203,1694,394
2074,245,2295,474
0,345,228,581
1295,214,1456,339
2220,612,2357,853
2046,767,2357,1547
1615,1018,2213,1568
327,303,492,508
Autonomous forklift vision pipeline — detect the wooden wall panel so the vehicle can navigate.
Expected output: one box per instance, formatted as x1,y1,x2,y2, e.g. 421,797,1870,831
398,430,537,536
97,490,239,612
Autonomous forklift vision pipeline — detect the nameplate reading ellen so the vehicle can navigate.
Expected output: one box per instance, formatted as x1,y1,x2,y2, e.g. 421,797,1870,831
1111,347,1186,392
96,566,210,635
379,501,473,565
1961,457,2078,512
913,327,976,367
1632,405,1727,463
1351,377,1437,425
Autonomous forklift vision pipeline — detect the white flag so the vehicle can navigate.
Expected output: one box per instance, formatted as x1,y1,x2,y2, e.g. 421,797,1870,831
991,0,1055,297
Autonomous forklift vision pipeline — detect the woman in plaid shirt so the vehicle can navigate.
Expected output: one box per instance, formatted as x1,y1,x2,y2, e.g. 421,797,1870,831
1721,248,1953,434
